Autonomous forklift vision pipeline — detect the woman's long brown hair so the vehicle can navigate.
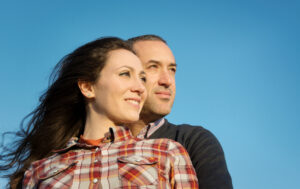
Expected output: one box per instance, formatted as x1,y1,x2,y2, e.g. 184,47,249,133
0,37,134,188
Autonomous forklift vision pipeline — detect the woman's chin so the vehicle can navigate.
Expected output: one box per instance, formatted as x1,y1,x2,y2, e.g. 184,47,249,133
114,114,140,125
125,116,140,123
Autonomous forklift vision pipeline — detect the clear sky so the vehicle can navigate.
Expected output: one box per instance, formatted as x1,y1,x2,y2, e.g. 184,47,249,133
0,0,299,188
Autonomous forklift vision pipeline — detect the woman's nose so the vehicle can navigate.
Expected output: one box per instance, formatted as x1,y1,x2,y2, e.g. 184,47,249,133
131,79,146,95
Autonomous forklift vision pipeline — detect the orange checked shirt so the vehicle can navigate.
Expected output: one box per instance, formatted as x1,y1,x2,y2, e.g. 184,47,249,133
22,126,198,189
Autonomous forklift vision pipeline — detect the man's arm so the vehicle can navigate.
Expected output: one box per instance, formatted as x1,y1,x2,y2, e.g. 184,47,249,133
150,121,233,189
182,126,233,189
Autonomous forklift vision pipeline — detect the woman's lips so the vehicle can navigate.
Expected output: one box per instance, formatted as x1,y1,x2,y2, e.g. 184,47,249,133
125,98,141,109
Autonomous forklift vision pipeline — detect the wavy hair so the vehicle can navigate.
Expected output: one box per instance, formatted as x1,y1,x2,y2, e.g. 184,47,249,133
0,37,133,189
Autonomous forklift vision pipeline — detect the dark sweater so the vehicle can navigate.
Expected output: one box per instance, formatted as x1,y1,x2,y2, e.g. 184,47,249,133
149,119,233,189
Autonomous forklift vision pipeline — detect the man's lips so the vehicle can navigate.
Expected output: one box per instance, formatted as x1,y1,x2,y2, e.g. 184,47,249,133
155,91,171,98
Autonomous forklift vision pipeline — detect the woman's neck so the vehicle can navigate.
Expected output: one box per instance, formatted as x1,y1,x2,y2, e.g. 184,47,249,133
83,109,117,140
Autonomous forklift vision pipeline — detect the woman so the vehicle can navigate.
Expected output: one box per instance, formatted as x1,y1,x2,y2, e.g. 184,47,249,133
0,37,198,188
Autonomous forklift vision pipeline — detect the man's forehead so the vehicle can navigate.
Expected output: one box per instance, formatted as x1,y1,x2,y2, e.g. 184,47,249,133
133,40,163,50
133,40,175,62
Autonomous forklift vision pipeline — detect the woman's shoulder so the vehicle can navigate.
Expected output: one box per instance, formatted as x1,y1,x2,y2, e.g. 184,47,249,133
23,152,77,187
140,138,187,152
27,153,61,171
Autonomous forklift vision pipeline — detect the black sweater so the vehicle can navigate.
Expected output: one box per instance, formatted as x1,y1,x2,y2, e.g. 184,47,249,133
149,120,233,189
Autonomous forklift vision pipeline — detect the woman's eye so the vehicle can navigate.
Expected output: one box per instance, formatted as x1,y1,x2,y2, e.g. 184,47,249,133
119,71,130,77
140,76,147,83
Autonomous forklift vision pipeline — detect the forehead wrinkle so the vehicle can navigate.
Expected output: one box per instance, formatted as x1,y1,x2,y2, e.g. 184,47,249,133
147,60,160,64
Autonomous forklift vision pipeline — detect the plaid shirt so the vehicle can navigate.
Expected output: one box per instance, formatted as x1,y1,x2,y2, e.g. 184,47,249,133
23,126,198,189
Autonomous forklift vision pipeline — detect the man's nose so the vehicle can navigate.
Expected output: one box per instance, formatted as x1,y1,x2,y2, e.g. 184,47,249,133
158,70,172,87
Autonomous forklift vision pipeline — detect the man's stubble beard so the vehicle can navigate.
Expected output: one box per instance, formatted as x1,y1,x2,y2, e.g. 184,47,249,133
139,95,174,124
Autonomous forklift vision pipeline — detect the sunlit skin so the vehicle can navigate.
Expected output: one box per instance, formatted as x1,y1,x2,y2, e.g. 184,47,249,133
78,49,147,139
130,40,176,135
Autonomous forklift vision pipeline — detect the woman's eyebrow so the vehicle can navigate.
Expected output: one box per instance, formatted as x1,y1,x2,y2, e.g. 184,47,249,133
115,65,133,71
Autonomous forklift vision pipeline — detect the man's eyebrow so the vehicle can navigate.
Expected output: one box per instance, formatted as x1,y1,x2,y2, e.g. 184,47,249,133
139,71,146,75
147,60,177,67
169,63,177,67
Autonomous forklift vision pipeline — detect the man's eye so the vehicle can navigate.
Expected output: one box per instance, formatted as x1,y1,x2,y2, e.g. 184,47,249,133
170,68,177,73
147,64,158,69
119,71,130,77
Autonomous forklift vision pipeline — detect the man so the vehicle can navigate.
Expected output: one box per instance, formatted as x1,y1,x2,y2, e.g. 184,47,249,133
127,35,233,189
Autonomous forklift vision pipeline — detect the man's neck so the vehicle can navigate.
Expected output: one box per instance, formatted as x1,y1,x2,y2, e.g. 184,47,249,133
127,119,148,137
128,112,165,136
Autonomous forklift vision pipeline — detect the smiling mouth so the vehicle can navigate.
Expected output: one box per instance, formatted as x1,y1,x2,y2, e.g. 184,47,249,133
125,98,141,108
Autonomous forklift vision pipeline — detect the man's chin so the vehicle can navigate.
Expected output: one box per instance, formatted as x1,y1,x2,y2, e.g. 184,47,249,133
153,109,171,116
140,108,170,122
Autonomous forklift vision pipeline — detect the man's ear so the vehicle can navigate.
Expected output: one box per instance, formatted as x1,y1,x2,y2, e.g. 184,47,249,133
78,80,95,98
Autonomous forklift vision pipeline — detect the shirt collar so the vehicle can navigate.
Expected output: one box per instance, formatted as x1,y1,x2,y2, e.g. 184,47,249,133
137,118,165,139
109,126,133,142
54,126,133,153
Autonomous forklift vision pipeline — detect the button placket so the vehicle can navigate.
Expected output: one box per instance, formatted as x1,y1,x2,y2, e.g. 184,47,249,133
94,147,101,164
91,147,101,185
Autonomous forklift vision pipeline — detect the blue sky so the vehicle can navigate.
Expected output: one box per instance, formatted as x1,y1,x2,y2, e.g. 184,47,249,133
1,1,299,188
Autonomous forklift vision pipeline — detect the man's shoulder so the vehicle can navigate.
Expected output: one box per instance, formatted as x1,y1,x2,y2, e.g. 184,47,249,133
166,121,204,131
149,119,216,143
151,119,233,188
150,119,232,188
158,119,211,135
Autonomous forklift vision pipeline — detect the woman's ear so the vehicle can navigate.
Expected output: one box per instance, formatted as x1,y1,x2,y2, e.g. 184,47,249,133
78,80,95,98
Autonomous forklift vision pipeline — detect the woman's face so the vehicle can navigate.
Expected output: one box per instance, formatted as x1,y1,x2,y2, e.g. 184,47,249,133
91,49,147,124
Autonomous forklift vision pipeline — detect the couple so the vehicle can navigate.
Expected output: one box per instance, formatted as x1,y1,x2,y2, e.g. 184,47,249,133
1,36,232,188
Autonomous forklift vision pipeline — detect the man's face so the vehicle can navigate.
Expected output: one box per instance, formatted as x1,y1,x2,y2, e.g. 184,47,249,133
133,40,176,122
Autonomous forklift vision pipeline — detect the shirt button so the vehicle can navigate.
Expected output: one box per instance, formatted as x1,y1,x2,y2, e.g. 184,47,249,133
94,159,98,163
93,178,98,183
